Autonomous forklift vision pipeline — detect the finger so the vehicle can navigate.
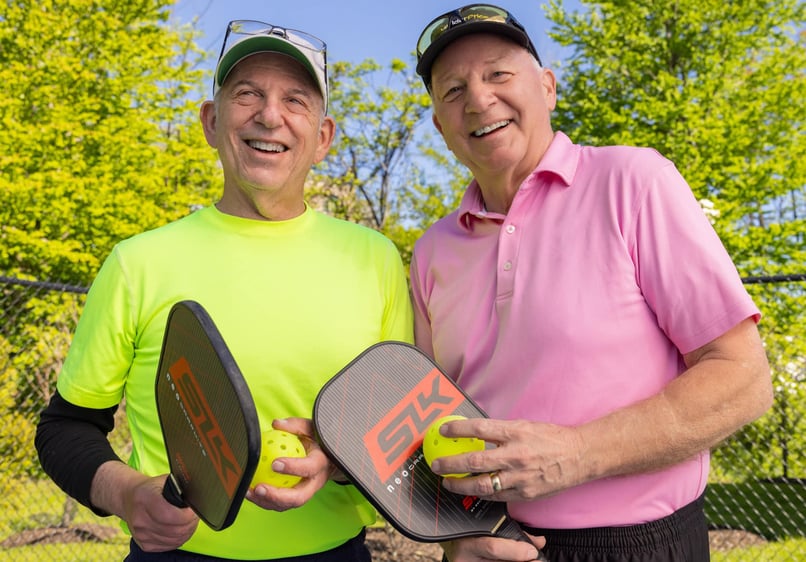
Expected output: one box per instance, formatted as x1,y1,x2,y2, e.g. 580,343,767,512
430,449,499,477
247,477,315,511
524,531,547,549
439,417,505,441
445,535,540,562
277,446,329,478
131,510,199,552
440,471,512,500
272,417,314,437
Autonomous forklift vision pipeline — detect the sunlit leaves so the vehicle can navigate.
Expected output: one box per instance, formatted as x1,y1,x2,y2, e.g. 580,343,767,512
547,0,805,273
0,0,219,285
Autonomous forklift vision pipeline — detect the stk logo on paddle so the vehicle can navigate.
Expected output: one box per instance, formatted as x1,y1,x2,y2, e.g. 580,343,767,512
364,368,465,482
170,356,242,496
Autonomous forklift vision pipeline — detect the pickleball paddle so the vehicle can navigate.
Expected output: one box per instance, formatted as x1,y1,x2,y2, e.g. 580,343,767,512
155,300,260,531
313,341,546,560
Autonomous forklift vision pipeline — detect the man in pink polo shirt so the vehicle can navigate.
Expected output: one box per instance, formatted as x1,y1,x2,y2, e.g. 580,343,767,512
410,4,773,562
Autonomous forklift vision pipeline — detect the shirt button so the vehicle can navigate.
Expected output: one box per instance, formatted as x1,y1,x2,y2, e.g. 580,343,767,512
505,225,516,234
503,261,513,271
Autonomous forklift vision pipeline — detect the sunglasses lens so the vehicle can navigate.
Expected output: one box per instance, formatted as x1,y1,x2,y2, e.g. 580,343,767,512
222,20,326,58
417,18,450,56
457,5,509,24
416,5,511,57
215,20,329,107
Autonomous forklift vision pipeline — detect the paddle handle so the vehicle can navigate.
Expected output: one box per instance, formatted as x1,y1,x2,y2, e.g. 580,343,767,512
162,474,186,508
496,516,549,561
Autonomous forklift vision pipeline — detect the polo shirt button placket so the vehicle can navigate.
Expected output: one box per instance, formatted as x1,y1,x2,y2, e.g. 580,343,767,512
497,222,519,298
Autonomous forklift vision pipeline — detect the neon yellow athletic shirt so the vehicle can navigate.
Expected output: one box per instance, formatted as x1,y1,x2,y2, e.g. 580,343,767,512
57,205,413,559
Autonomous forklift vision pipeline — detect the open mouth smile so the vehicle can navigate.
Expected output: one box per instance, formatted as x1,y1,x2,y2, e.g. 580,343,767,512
472,120,511,137
248,139,287,153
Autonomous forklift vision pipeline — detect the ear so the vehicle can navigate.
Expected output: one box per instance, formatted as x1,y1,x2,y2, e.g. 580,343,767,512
431,111,444,135
541,68,557,112
313,115,337,163
199,100,217,148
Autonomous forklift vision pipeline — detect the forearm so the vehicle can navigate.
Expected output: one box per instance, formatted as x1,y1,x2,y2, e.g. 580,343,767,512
90,459,152,519
35,391,123,514
577,318,772,481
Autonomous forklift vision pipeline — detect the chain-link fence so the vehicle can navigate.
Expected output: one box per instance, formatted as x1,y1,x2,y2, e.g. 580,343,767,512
1,275,803,561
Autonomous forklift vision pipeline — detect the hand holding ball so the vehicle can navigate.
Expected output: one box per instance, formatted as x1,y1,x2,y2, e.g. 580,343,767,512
252,428,307,488
423,415,485,478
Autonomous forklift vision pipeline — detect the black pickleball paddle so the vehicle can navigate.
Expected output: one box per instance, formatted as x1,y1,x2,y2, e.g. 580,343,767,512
155,300,260,531
313,341,546,560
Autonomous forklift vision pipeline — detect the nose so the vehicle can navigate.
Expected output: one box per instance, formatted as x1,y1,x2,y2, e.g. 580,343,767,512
254,97,282,128
464,79,496,114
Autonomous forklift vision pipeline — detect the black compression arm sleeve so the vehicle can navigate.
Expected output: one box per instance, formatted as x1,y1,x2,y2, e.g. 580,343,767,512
35,390,123,515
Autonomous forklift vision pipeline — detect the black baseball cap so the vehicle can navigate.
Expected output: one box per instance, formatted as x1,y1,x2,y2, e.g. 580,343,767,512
415,4,541,90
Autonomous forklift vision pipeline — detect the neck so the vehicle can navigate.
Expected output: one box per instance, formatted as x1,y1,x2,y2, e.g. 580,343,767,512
474,131,555,214
216,190,306,221
474,163,534,214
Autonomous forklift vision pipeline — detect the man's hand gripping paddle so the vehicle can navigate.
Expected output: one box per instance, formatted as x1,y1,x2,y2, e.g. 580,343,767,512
155,300,260,531
313,341,547,560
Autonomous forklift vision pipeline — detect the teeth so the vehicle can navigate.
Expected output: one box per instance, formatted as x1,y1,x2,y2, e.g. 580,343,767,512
248,140,286,152
473,120,510,137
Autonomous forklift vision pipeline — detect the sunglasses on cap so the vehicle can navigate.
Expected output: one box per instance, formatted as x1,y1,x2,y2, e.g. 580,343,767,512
415,4,541,88
217,20,326,64
214,20,329,110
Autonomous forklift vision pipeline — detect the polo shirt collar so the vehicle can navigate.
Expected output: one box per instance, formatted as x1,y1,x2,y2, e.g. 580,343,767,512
456,131,580,230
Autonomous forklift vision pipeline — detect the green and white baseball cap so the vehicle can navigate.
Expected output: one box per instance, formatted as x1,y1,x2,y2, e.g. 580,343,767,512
214,20,328,112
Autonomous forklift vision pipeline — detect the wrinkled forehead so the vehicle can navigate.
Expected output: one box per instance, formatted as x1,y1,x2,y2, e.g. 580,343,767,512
431,32,527,80
223,52,321,95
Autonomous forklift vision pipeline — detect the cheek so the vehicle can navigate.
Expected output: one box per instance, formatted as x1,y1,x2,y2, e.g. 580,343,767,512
434,117,463,150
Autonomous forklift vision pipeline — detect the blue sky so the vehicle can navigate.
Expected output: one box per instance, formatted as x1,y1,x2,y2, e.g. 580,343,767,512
170,0,580,74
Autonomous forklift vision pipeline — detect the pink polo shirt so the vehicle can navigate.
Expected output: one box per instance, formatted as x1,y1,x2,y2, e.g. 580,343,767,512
410,132,759,528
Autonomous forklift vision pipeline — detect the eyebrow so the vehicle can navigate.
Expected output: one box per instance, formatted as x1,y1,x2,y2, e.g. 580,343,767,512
434,50,512,78
229,78,315,98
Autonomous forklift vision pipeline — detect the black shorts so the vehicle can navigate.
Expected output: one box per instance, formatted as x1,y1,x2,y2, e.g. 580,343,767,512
124,529,371,562
522,493,709,562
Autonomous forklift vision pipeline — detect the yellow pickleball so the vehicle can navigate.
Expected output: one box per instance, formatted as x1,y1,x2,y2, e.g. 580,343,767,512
251,428,307,488
422,415,485,478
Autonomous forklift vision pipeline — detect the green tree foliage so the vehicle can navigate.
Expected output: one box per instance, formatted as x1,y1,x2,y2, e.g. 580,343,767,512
546,0,806,478
0,289,82,478
0,0,219,286
546,0,805,270
390,139,472,265
309,58,435,258
309,56,473,264
0,332,39,478
0,0,216,489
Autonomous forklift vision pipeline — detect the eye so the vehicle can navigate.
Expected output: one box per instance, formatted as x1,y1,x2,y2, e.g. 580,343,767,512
284,89,317,113
441,85,464,102
489,70,512,82
233,88,261,102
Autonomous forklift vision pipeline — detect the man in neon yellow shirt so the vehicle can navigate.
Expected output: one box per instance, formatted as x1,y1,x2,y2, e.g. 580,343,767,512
35,19,413,561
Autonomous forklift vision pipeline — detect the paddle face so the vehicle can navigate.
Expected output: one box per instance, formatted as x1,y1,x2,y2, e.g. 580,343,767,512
155,300,260,531
314,341,524,543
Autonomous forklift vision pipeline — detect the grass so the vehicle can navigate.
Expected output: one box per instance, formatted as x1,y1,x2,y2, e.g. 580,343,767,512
706,480,806,561
1,478,804,561
0,479,128,562
0,541,129,562
706,480,806,540
711,538,806,562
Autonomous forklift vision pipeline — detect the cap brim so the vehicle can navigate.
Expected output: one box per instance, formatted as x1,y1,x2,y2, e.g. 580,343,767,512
416,23,531,82
214,35,327,109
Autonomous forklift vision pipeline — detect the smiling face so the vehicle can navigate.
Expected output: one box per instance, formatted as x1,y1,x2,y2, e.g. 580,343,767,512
200,52,335,220
430,33,556,207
